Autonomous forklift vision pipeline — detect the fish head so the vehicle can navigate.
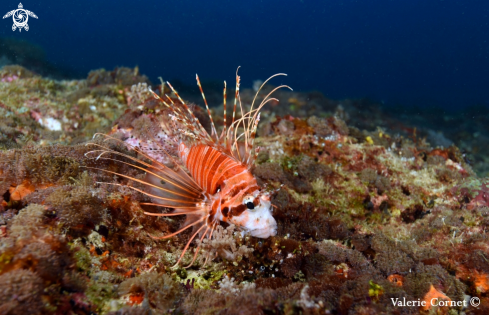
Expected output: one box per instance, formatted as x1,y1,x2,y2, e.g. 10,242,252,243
226,191,277,238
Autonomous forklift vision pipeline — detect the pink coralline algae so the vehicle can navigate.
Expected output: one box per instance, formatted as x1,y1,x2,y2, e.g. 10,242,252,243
452,178,489,210
1,75,19,82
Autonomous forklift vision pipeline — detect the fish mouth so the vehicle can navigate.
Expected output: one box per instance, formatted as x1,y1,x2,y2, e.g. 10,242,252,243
250,225,277,238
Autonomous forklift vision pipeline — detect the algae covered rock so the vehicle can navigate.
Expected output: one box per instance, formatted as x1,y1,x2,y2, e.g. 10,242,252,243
0,66,487,314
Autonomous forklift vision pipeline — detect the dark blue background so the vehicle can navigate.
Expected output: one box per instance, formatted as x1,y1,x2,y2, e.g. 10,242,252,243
2,0,488,110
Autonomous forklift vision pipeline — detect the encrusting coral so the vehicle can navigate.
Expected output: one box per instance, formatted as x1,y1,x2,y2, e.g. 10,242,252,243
0,65,488,314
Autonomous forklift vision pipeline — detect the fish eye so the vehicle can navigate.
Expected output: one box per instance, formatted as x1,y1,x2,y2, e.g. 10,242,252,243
243,195,254,209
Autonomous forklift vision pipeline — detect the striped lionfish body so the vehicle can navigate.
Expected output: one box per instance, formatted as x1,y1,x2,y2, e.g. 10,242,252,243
179,143,272,238
87,70,291,267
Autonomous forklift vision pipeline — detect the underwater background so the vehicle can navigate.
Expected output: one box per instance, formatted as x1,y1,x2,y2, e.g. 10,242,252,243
2,0,489,109
1,1,489,314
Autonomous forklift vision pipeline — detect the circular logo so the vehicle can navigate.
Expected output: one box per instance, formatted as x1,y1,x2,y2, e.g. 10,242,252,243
13,9,28,28
3,3,38,32
470,297,480,307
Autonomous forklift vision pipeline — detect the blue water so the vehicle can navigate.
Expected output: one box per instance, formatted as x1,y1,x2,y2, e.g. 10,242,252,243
2,0,489,110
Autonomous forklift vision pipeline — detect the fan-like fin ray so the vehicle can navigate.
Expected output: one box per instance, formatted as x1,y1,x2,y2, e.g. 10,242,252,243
149,216,206,240
88,134,202,193
85,166,200,201
172,223,208,267
85,151,201,199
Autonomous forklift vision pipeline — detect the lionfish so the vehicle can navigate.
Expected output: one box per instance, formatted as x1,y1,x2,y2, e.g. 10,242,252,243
86,69,291,267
